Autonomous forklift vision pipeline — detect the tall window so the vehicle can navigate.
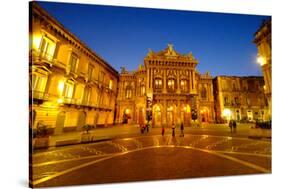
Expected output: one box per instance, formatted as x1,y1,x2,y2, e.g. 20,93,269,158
246,97,250,105
201,86,207,99
224,96,228,105
125,87,132,99
83,87,91,104
180,79,188,92
88,65,94,81
31,74,48,93
140,84,145,96
154,78,163,89
39,35,56,61
99,71,105,83
232,83,236,91
109,79,113,90
167,78,175,92
63,81,74,99
235,97,239,104
69,53,78,73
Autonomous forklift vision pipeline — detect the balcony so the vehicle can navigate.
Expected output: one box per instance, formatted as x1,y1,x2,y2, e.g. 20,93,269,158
154,88,163,93
30,49,54,65
30,90,50,101
30,90,59,104
224,102,241,107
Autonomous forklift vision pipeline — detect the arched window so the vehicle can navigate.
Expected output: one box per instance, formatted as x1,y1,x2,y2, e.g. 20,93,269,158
154,78,163,89
125,87,132,99
167,78,175,92
180,79,188,92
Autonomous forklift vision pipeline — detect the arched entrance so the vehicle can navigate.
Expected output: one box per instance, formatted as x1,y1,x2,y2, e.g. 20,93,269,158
180,104,191,125
152,104,162,127
138,107,145,125
55,111,66,135
167,105,176,126
76,111,86,131
123,108,132,124
200,107,209,123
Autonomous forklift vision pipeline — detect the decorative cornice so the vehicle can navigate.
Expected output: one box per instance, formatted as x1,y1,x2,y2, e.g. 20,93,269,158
144,44,198,63
31,2,119,77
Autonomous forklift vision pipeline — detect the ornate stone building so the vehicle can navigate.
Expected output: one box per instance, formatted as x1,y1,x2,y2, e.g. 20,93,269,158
213,76,269,123
30,3,119,134
31,3,269,133
253,19,271,120
116,45,215,127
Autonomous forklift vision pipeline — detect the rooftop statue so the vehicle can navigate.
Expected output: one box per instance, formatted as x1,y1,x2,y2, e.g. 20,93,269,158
120,67,128,74
147,48,154,57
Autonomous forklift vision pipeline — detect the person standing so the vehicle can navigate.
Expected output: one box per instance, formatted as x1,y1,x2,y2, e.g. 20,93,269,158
180,122,184,137
172,123,175,137
229,120,233,133
233,120,237,133
146,121,150,133
161,125,165,136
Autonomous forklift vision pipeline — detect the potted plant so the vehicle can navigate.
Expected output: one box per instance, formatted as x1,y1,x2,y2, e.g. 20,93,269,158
33,121,50,149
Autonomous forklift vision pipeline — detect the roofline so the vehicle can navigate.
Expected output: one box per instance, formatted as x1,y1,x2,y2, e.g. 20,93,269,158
213,75,264,79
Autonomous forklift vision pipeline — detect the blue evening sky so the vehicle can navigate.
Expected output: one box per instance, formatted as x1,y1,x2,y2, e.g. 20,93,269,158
38,1,270,76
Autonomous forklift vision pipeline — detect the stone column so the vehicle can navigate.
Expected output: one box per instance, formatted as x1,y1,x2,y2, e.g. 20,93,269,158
189,71,192,93
177,69,180,93
163,69,167,93
146,68,150,89
150,68,153,90
177,100,181,124
163,99,167,125
193,71,196,91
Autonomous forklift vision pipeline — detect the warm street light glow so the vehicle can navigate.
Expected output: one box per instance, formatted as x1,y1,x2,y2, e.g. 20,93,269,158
257,56,265,66
57,98,63,104
222,108,231,121
222,108,231,117
32,34,42,50
125,109,130,114
58,80,65,95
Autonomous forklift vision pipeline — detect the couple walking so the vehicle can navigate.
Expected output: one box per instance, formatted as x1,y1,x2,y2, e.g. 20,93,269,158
229,120,237,133
161,122,184,137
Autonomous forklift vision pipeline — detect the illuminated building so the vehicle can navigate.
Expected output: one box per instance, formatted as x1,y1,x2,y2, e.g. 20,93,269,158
213,76,269,122
253,19,271,120
30,3,118,134
116,44,215,126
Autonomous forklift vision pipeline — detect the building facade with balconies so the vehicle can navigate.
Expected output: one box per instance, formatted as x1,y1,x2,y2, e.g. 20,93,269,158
30,3,119,134
116,45,215,127
213,76,269,123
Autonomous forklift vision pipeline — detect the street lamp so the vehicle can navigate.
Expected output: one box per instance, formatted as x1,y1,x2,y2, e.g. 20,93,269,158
257,55,265,66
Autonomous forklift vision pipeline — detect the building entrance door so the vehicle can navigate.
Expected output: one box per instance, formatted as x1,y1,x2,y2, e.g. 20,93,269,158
167,107,174,126
138,108,145,126
55,111,66,135
77,111,86,131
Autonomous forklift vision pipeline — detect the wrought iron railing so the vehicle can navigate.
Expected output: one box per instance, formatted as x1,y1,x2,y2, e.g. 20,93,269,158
30,49,54,63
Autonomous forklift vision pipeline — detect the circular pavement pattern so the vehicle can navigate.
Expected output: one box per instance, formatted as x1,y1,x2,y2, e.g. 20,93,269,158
31,134,271,187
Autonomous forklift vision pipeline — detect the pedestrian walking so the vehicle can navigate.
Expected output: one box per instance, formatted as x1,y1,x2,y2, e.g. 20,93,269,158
233,120,237,133
180,122,184,137
146,122,149,133
161,125,165,136
172,123,175,137
229,120,233,133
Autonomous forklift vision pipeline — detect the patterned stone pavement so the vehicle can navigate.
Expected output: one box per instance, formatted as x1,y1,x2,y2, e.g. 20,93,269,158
30,134,271,187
